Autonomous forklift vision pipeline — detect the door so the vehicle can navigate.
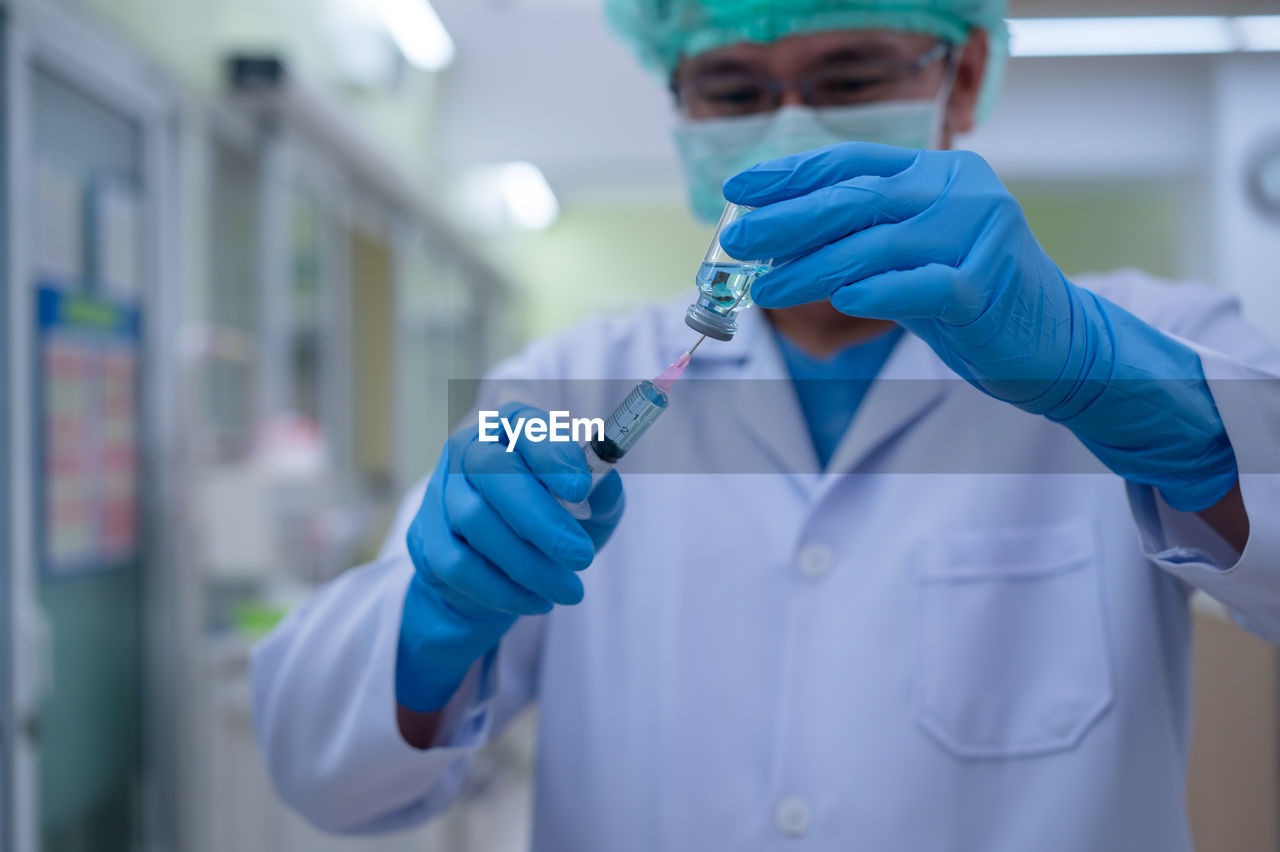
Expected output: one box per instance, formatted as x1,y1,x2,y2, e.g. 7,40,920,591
5,3,174,851
1,14,12,852
350,224,396,560
29,65,146,852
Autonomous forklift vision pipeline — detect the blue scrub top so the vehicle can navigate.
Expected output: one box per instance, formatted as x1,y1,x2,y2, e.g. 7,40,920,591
775,325,904,469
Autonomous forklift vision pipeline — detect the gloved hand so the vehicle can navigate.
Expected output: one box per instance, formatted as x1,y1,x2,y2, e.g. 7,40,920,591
720,143,1238,512
397,402,625,713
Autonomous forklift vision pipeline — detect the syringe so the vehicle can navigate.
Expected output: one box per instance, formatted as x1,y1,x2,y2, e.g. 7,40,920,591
557,350,692,520
557,284,752,519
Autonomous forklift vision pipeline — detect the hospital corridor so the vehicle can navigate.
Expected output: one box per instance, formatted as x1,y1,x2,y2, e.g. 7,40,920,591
1,0,1280,850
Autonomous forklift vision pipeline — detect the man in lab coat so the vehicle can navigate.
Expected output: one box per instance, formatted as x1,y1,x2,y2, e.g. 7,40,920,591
251,2,1280,850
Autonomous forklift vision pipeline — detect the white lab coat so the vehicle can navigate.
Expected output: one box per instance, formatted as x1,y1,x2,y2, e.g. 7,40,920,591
252,269,1280,851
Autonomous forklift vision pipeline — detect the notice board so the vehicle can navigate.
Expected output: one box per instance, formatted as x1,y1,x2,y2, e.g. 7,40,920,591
37,286,141,576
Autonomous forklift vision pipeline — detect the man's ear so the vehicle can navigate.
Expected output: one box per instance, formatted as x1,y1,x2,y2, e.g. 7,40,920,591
947,28,989,136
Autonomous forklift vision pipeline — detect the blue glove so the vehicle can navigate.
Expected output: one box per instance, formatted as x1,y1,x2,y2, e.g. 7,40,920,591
397,402,625,713
720,143,1238,512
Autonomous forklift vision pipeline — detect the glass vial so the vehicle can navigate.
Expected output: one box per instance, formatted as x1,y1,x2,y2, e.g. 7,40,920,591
684,202,774,342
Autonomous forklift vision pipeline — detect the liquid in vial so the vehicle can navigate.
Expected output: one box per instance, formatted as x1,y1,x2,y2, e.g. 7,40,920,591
696,260,772,310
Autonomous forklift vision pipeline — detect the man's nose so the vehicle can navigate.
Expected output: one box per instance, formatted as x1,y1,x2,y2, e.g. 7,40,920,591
778,85,807,108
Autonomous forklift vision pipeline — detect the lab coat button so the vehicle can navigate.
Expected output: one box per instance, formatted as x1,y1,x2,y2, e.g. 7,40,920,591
775,795,811,837
796,544,833,580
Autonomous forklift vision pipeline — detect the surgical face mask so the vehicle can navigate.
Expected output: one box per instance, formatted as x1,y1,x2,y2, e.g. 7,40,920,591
673,97,947,224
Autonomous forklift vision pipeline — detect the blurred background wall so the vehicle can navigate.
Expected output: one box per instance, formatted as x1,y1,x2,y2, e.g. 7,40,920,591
1,0,1278,851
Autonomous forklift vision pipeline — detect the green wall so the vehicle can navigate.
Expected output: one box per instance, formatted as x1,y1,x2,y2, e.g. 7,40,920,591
1010,178,1207,282
508,200,713,339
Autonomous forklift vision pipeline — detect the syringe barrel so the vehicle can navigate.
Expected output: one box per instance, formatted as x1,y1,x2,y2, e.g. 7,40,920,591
557,379,670,521
590,380,669,462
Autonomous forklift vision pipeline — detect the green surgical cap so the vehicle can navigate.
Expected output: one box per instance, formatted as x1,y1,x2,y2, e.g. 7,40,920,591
604,0,1009,120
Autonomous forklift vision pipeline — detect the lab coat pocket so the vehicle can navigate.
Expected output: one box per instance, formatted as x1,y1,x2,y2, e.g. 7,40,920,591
913,517,1113,759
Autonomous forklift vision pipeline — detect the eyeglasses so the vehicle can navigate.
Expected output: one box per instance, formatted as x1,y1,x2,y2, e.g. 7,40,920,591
673,42,953,118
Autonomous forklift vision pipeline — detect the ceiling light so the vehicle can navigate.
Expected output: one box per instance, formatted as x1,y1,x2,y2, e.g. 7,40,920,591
499,162,559,230
1237,16,1280,52
377,0,455,71
1008,16,1280,57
